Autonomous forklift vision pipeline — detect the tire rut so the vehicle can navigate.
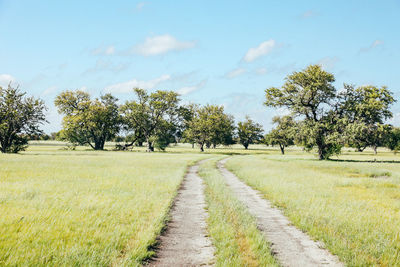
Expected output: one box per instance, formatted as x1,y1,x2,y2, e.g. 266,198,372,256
217,158,343,267
148,161,215,267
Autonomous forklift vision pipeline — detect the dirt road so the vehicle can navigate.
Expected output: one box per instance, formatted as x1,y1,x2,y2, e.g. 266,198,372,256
148,162,214,266
218,158,343,267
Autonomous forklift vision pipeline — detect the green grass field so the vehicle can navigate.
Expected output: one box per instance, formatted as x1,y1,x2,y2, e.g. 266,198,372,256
1,142,400,266
0,147,206,266
226,152,400,266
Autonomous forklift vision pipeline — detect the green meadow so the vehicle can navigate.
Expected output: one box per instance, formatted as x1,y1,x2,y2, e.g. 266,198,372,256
0,145,205,266
227,152,400,266
1,142,399,266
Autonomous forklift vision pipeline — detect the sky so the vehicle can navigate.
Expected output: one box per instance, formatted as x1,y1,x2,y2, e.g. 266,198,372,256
1,0,399,133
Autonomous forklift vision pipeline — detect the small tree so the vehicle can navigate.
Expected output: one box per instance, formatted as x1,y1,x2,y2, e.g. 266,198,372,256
237,116,264,149
55,90,121,150
0,85,46,153
184,105,235,152
265,116,295,154
339,84,395,154
385,127,400,154
120,88,180,151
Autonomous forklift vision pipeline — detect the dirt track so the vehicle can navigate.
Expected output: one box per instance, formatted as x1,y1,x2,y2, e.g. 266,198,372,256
148,162,214,266
218,158,343,267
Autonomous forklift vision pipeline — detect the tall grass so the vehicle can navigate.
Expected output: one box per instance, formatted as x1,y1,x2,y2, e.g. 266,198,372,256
0,150,205,266
226,154,400,266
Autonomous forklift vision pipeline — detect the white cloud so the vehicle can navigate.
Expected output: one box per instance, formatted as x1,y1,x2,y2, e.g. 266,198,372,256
92,45,115,55
83,59,130,75
104,74,171,93
136,2,146,11
0,74,15,87
41,86,57,96
225,68,247,79
300,10,318,19
243,40,276,62
177,79,207,95
133,34,196,56
389,112,400,127
360,40,384,53
255,67,267,75
317,56,339,70
372,40,384,48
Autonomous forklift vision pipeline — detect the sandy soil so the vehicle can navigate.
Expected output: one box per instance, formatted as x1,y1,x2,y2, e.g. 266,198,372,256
148,162,215,267
218,158,343,267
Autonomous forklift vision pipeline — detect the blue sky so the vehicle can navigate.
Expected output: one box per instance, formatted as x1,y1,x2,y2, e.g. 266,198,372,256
1,0,399,133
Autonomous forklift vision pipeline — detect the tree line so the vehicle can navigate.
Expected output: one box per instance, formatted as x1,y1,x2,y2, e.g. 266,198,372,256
1,64,399,159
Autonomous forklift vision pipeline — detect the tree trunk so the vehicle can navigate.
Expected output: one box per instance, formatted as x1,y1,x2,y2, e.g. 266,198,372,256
147,141,154,152
94,140,104,150
279,144,285,155
212,143,216,149
192,143,194,149
200,143,204,152
373,145,377,155
316,135,325,160
357,145,366,152
137,141,143,147
244,143,248,150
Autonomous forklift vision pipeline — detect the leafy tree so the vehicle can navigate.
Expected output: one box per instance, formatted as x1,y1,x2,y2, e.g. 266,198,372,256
237,116,264,149
385,127,400,154
120,88,180,151
265,65,341,159
339,84,395,153
0,85,46,153
184,105,235,152
55,90,120,150
265,116,296,154
177,104,199,148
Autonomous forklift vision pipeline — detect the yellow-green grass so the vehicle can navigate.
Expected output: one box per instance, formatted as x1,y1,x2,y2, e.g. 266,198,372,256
0,149,207,266
226,153,400,266
27,141,278,155
198,158,279,267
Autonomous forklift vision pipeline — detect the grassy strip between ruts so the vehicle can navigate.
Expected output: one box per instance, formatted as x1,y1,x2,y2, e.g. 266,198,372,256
198,157,279,267
226,154,400,267
0,151,207,266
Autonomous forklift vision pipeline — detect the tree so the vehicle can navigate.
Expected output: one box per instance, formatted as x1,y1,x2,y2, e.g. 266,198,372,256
339,84,395,154
237,116,264,149
177,104,199,148
265,65,340,159
385,127,400,154
265,116,295,154
120,88,180,151
0,85,46,153
184,105,235,152
55,90,121,150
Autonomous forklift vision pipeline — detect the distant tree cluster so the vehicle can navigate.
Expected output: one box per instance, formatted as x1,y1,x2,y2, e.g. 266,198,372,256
1,65,399,156
264,64,398,159
53,88,263,152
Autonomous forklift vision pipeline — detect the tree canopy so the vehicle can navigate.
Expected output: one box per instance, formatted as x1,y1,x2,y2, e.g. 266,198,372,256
265,116,296,154
237,116,264,149
55,90,121,150
265,65,395,159
339,84,395,153
0,85,46,153
119,88,180,151
184,105,235,151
